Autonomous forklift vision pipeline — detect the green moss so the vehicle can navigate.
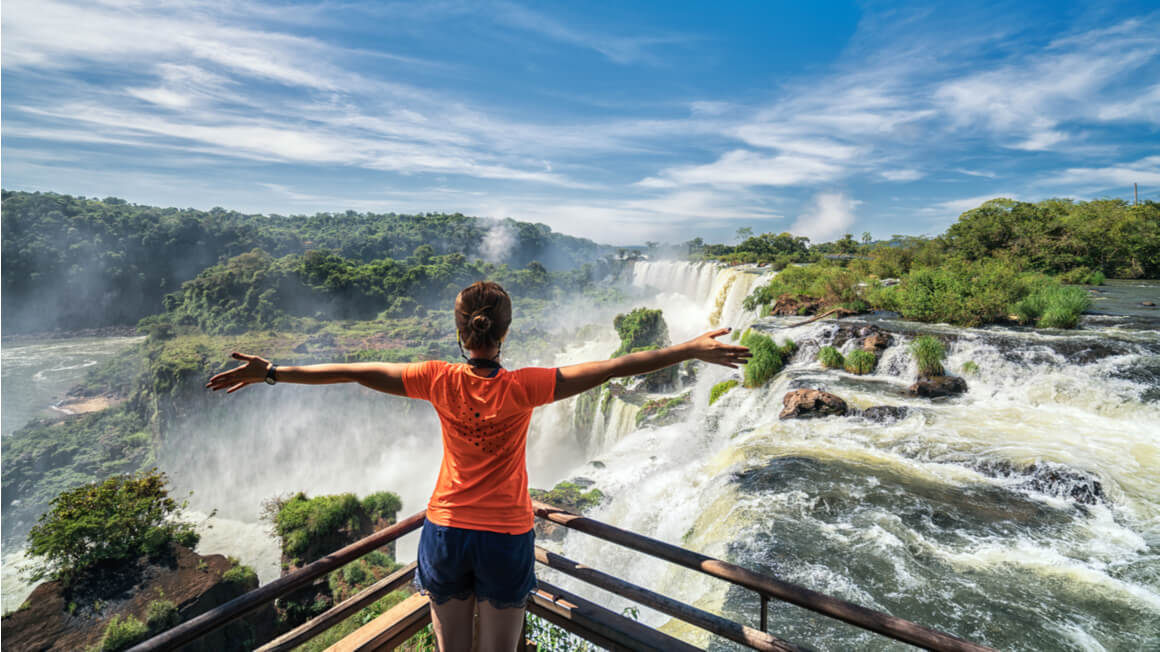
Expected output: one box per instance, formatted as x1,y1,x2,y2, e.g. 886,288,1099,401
844,350,877,375
961,361,980,375
529,481,604,513
818,346,845,369
709,380,739,405
635,393,691,427
909,336,946,377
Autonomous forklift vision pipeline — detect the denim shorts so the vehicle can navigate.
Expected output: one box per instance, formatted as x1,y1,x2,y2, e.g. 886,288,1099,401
414,521,536,609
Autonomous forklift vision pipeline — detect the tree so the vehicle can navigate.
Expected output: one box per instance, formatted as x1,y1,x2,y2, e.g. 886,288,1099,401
735,227,754,243
24,470,199,583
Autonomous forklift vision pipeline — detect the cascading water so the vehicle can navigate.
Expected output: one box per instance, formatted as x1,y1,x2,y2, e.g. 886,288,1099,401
4,262,1156,650
537,261,1160,650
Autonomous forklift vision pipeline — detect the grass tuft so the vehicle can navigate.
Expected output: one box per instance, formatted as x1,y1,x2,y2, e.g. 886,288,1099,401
817,346,844,369
843,350,877,375
909,335,946,377
709,379,739,405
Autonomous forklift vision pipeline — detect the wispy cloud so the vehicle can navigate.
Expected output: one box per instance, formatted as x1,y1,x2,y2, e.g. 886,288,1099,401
790,192,860,242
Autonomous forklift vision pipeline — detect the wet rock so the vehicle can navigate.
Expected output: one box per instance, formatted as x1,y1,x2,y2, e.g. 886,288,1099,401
908,376,968,398
974,460,1106,506
779,389,848,419
770,294,823,316
860,406,910,423
862,332,894,352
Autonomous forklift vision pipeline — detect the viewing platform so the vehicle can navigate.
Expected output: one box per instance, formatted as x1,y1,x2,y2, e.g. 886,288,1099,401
128,501,996,652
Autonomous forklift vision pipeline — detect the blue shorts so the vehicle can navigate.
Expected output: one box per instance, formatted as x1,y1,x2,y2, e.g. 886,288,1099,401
414,522,537,609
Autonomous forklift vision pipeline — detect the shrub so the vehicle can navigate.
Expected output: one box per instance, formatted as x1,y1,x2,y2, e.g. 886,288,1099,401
274,492,362,559
844,350,877,375
1059,267,1107,286
961,361,980,375
343,561,369,586
740,330,784,388
360,492,402,524
99,614,149,651
1012,285,1090,329
145,599,179,631
709,379,739,405
817,346,845,369
24,470,198,584
891,261,1040,327
909,336,946,377
223,562,258,586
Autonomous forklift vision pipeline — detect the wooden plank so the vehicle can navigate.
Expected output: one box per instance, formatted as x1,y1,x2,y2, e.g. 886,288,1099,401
256,563,417,652
529,579,700,652
130,511,426,652
326,592,430,652
532,501,996,652
535,547,804,652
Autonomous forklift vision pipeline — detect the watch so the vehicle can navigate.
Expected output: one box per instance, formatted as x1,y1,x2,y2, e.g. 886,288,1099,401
265,363,278,385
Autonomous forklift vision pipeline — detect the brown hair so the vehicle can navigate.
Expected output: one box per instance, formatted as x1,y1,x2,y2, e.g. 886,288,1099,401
455,281,512,351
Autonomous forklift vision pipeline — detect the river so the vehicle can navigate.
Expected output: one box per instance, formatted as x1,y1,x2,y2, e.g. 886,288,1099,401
2,265,1158,649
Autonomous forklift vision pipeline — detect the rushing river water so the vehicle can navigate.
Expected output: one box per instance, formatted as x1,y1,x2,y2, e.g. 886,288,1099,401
3,265,1159,649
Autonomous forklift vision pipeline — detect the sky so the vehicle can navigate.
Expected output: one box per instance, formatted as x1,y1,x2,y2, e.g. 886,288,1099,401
2,0,1159,246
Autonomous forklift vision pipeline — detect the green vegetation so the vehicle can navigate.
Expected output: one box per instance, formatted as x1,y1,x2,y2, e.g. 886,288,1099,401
144,598,179,631
1058,267,1106,285
611,308,669,357
24,470,198,584
698,231,811,267
961,361,980,375
98,614,149,651
222,559,258,586
1,191,612,333
292,590,414,652
817,346,845,369
1012,285,1091,329
635,393,691,427
361,492,403,524
909,336,946,377
740,331,796,388
742,263,863,313
709,379,739,405
271,491,399,564
844,350,877,375
529,481,605,512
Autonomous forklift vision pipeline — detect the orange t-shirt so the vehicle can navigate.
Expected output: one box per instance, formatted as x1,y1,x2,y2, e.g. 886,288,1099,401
402,360,557,534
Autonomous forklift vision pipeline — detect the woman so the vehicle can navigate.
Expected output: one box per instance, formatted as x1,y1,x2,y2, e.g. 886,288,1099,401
206,280,750,651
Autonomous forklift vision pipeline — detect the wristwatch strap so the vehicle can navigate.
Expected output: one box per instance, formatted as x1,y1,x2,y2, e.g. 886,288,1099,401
265,363,278,385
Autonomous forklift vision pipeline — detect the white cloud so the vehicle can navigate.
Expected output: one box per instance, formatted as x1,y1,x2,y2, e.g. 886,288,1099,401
934,194,1019,214
790,193,859,242
1042,156,1160,189
881,169,924,182
645,150,845,188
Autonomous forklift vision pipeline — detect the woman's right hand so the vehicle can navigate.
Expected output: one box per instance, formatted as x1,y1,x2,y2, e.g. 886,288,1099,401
206,352,271,393
684,328,751,368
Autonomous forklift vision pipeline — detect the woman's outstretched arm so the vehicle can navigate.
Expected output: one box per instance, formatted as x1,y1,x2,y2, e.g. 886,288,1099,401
206,352,409,396
552,327,750,401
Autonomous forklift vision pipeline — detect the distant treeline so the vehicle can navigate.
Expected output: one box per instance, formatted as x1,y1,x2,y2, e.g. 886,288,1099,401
157,248,611,335
696,198,1160,279
1,191,611,333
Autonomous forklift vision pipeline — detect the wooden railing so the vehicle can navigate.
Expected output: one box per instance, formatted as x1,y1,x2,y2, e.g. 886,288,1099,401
130,503,996,651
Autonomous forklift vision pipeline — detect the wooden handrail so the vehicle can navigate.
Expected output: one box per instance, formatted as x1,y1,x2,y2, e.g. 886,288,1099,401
533,500,996,652
530,580,700,652
256,562,417,652
127,511,426,652
535,547,803,652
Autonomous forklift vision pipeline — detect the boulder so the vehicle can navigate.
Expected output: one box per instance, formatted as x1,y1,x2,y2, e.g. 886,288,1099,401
908,376,968,398
779,389,848,420
860,406,910,423
862,332,893,352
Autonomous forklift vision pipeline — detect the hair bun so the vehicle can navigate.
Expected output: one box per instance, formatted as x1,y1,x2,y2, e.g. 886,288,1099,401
471,314,492,332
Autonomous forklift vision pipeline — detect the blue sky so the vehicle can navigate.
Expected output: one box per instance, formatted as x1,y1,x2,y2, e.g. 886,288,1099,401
3,0,1159,246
